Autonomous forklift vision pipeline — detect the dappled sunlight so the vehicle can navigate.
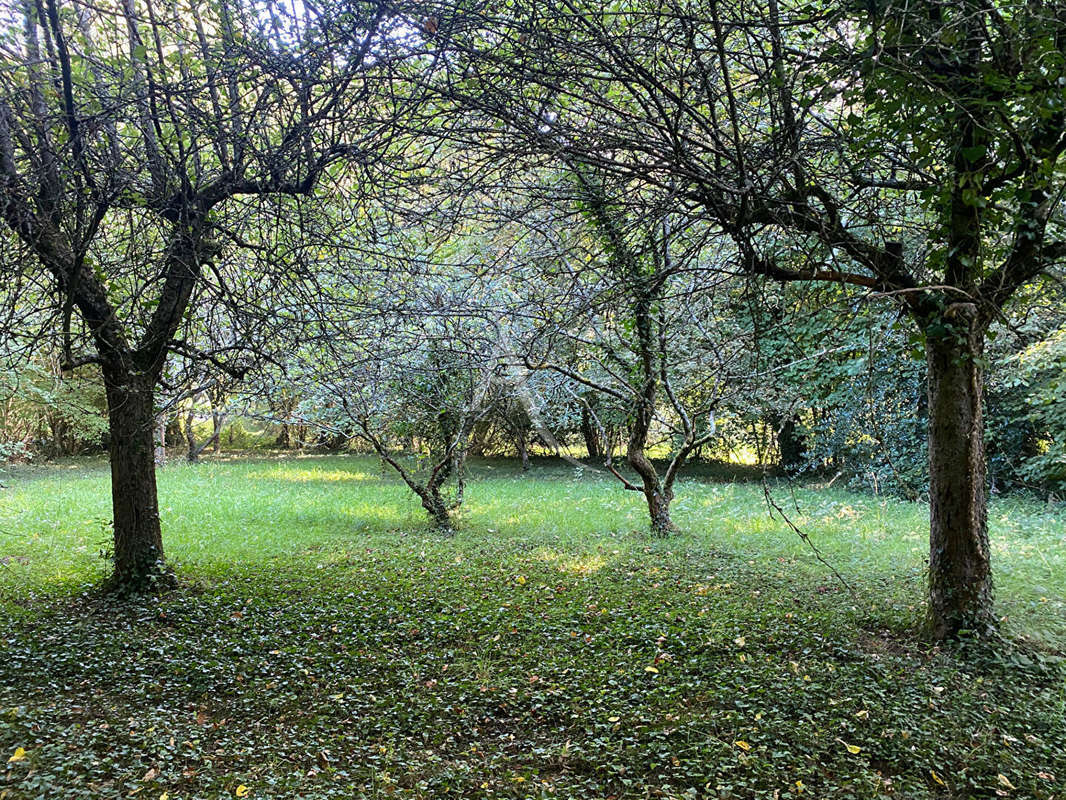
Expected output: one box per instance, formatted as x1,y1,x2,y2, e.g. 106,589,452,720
245,466,377,483
532,547,612,576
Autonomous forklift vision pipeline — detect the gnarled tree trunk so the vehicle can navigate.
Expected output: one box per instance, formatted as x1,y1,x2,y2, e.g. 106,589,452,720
627,404,675,537
925,307,994,638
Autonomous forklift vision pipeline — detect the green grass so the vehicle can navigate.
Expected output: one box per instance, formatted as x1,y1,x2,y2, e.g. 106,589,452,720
1,455,1064,799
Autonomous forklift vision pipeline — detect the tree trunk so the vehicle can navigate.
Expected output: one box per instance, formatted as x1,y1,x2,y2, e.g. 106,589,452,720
628,442,675,536
517,429,529,471
925,309,994,639
580,405,602,460
468,421,490,457
104,374,172,592
185,409,199,463
420,488,453,531
773,413,805,470
154,415,167,466
645,488,674,537
211,410,223,453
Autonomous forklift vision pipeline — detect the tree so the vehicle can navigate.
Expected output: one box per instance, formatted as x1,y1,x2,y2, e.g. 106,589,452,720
300,288,500,530
511,171,731,534
0,0,392,590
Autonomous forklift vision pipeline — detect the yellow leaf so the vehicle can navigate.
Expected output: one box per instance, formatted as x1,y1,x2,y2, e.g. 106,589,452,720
7,748,26,763
733,636,746,647
836,738,861,754
930,770,946,787
734,740,751,751
515,575,526,585
997,774,1016,790
854,709,869,719
608,716,620,722
644,666,659,674
235,785,251,797
160,793,169,800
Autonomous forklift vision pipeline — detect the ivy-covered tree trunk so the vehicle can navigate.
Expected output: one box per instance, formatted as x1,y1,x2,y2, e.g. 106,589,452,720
924,308,994,638
103,371,171,591
644,484,674,538
628,427,675,536
420,488,453,531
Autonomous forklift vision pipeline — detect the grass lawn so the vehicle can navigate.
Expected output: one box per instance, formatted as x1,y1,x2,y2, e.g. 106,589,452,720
1,455,1064,799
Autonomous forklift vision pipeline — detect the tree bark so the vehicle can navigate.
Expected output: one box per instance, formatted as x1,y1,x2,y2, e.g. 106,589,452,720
773,413,805,470
211,409,223,453
420,487,453,531
925,308,994,639
517,429,529,471
154,415,167,466
185,408,199,463
185,405,222,463
468,420,490,457
103,373,172,591
628,430,675,536
645,485,674,537
580,404,602,460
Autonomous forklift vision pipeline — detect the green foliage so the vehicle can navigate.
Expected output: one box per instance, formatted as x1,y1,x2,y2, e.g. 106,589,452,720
1008,330,1066,493
0,361,107,460
1,457,1064,798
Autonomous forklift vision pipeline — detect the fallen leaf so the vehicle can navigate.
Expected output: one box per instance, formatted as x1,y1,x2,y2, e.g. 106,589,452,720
734,740,751,751
644,666,659,674
7,748,26,763
997,774,1015,790
235,785,251,797
930,769,946,787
